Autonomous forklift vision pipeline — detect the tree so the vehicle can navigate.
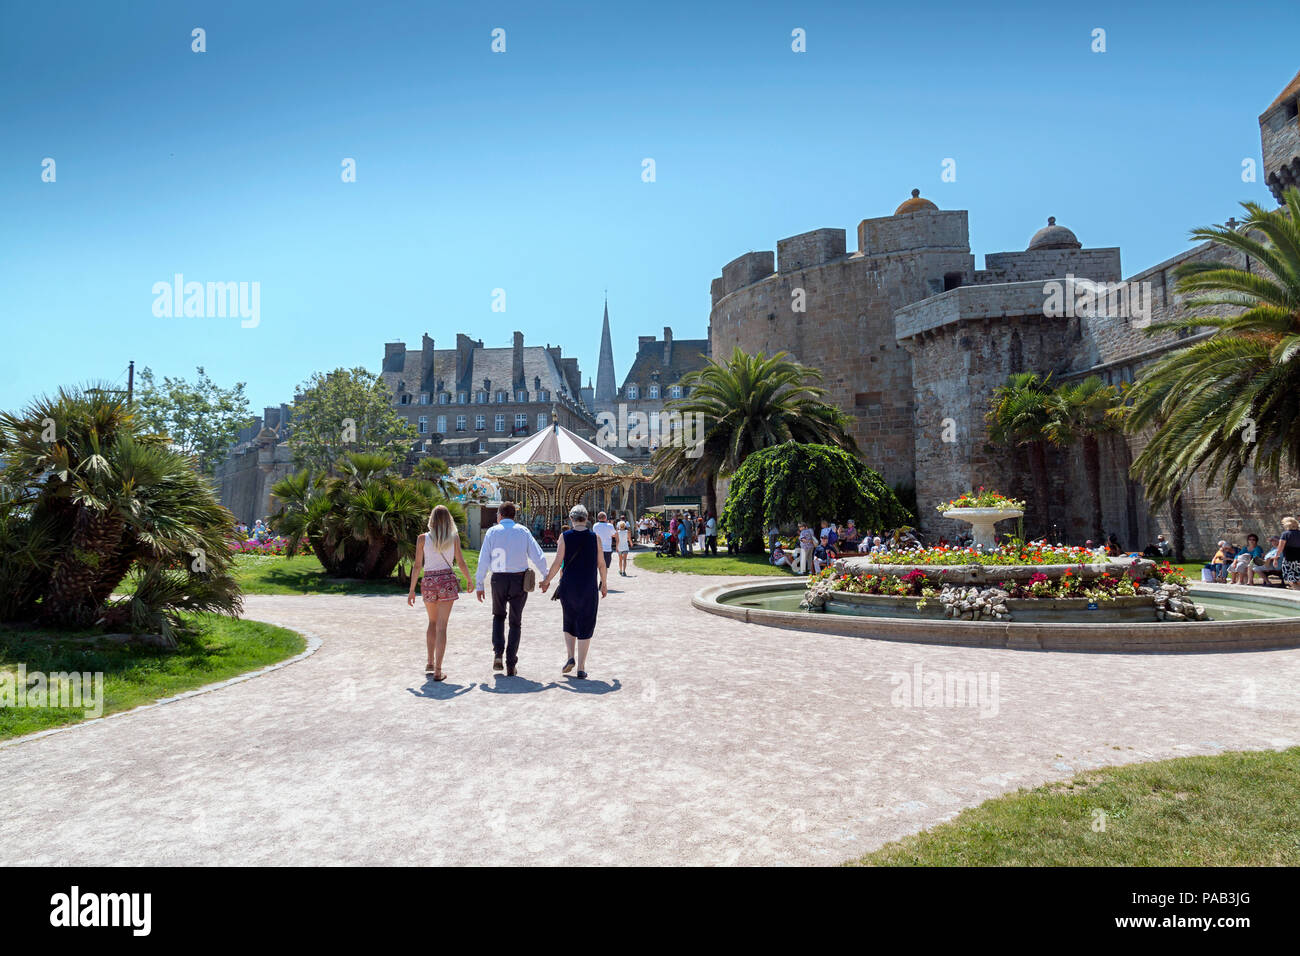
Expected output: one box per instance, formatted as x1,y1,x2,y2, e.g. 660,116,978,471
0,385,241,642
413,456,455,497
134,366,254,474
720,442,909,553
269,451,465,580
1127,187,1300,502
1044,376,1125,542
652,347,860,515
986,372,1054,536
288,367,418,474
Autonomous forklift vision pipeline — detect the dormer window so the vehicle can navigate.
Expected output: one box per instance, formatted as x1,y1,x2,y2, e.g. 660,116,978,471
516,389,527,402
400,394,411,405
669,385,683,399
438,393,449,405
648,384,659,399
458,392,467,404
626,384,639,400
477,390,488,404
538,389,549,402
419,393,429,405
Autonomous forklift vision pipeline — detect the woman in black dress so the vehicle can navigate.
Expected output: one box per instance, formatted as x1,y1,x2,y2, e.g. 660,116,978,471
539,504,608,679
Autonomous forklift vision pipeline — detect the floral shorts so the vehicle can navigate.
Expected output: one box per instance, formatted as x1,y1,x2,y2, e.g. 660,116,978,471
422,569,460,602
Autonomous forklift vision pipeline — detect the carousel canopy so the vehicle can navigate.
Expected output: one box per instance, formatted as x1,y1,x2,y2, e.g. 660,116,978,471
452,420,654,522
478,422,625,467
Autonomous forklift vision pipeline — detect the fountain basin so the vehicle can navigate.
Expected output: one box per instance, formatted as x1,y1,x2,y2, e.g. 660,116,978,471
694,580,1300,653
837,558,1149,585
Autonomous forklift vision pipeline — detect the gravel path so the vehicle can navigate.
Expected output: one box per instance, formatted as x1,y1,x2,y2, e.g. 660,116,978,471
2,567,1299,866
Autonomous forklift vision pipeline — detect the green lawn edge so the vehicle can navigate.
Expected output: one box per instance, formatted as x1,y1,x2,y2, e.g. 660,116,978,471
848,746,1300,866
0,614,307,741
633,551,802,577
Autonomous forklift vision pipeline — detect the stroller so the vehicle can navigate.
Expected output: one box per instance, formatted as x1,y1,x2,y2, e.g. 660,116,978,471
655,531,678,557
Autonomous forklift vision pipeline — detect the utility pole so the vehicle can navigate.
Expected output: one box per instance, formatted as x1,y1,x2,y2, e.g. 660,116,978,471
127,360,135,406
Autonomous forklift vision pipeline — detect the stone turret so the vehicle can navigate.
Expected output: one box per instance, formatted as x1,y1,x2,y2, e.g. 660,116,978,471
594,298,616,406
1261,68,1300,204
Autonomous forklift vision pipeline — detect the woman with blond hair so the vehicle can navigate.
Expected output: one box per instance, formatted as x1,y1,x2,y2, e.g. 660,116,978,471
408,504,472,679
1279,516,1300,589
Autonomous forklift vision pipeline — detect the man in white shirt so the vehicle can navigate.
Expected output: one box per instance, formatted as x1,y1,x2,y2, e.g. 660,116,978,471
475,501,549,676
592,511,616,569
704,512,718,556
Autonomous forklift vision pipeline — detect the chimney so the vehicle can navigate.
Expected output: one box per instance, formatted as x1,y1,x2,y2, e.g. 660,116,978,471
638,335,654,350
663,326,673,366
513,331,525,390
383,341,405,372
421,333,435,387
455,333,476,387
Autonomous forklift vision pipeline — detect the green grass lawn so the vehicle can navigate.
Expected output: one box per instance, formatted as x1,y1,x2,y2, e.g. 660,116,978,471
233,549,479,595
0,614,306,741
633,550,801,577
850,747,1300,866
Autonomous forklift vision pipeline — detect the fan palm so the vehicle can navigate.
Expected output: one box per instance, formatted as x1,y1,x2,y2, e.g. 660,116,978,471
1127,187,1300,502
0,384,240,637
270,452,464,579
1044,376,1125,542
652,347,859,514
986,372,1054,535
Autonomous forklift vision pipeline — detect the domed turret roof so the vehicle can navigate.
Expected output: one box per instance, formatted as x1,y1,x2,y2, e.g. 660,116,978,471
1027,217,1081,250
894,188,938,215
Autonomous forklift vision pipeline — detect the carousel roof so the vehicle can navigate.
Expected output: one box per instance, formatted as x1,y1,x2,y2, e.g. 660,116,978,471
478,421,626,467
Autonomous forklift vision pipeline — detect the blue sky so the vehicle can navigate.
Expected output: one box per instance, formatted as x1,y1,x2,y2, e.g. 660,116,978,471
2,0,1296,414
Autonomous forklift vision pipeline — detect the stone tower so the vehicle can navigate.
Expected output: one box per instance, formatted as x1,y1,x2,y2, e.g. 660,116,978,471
1260,68,1300,203
594,296,617,406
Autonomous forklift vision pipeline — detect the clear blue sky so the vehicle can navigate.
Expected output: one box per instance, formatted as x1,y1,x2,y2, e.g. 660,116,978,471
2,0,1296,414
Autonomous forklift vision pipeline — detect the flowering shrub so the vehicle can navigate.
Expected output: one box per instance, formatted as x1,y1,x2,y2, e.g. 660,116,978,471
1151,561,1188,586
935,487,1026,513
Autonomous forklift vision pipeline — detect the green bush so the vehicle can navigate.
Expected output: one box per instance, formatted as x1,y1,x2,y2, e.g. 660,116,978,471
720,441,910,553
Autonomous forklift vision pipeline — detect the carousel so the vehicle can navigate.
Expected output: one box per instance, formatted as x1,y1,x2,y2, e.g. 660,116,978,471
450,415,656,546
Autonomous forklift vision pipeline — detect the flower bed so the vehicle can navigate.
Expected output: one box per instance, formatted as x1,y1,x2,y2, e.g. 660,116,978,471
858,543,1096,566
804,560,1197,621
230,536,291,557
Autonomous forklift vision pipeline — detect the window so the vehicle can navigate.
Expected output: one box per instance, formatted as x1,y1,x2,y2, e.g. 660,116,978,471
648,384,659,399
456,392,466,404
516,389,527,402
400,394,411,405
537,412,547,431
514,413,527,431
417,416,428,434
494,414,505,432
626,384,638,400
475,414,485,431
435,415,446,433
439,392,449,405
669,385,683,398
477,390,488,404
419,393,429,405
538,389,549,402
455,415,466,431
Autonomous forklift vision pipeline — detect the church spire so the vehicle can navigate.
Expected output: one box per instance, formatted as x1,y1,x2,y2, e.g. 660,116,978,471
594,294,616,406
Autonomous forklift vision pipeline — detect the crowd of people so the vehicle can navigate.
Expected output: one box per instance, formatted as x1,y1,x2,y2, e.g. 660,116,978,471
1193,517,1300,587
640,510,719,557
767,519,922,573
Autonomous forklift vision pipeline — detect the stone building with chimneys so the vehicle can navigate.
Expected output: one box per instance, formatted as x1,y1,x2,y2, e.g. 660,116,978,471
379,331,597,467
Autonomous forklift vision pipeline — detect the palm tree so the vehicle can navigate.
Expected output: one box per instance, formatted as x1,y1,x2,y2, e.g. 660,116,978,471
270,451,464,579
986,372,1054,536
652,347,859,514
1044,376,1125,542
0,384,240,639
1127,187,1300,502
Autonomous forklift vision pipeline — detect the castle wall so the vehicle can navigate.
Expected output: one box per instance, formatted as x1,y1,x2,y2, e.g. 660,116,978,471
709,213,975,490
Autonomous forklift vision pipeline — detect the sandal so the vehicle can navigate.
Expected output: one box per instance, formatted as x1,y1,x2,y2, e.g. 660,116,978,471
425,665,436,675
434,671,446,682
